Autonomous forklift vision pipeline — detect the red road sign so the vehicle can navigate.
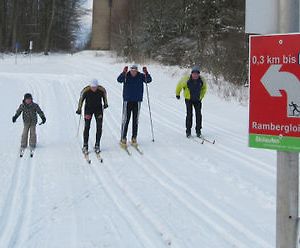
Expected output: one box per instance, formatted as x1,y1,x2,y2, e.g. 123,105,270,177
249,33,300,151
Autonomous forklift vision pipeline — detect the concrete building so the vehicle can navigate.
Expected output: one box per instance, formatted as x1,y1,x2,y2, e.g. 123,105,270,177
91,0,129,50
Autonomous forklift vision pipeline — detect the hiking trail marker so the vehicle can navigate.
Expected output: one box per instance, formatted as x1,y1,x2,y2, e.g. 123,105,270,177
249,33,300,152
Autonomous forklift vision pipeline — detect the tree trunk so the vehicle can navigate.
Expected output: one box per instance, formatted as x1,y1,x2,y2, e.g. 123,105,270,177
0,0,4,50
44,0,56,55
11,0,19,51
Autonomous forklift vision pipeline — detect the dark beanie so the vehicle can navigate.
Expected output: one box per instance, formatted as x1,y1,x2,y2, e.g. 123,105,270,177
24,93,33,100
191,66,200,73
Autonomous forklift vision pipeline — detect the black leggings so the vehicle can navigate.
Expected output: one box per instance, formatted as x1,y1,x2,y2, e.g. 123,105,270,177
83,111,103,146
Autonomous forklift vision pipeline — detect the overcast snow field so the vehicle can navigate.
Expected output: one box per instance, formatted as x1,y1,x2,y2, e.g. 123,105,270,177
0,51,277,248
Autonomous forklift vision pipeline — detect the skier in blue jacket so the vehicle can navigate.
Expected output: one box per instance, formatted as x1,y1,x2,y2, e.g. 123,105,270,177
117,64,152,147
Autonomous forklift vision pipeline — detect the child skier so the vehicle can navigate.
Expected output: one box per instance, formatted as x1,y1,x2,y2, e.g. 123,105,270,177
12,93,46,156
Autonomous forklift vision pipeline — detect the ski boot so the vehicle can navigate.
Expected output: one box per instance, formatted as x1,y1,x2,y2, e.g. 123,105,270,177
120,138,127,148
94,144,100,154
82,145,89,155
29,146,35,157
131,137,138,147
186,132,191,139
20,147,25,158
196,131,202,138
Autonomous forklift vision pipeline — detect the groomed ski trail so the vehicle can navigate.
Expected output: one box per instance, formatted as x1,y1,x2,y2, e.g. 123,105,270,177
0,52,278,248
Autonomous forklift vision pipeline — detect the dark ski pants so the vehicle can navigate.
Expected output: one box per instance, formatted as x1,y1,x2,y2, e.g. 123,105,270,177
21,123,37,148
121,101,141,140
185,99,202,134
83,111,103,147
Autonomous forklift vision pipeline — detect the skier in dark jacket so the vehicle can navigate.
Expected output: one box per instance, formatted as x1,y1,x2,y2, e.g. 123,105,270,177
12,93,46,152
117,64,152,147
76,79,108,153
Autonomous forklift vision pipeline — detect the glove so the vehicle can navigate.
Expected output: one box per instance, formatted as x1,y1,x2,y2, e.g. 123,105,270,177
12,116,17,123
104,104,108,109
41,116,46,124
76,109,81,115
176,95,180,100
143,66,148,75
123,66,128,74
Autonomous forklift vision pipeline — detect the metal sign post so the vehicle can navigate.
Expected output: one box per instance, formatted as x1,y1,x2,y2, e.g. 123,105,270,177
277,151,299,247
277,1,299,247
248,1,300,247
249,33,300,248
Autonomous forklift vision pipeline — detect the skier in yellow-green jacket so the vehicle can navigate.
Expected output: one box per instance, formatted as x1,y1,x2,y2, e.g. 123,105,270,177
176,66,208,138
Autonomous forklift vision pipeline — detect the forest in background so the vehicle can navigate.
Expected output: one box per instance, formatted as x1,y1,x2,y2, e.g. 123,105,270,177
0,0,86,54
0,0,248,86
111,0,248,86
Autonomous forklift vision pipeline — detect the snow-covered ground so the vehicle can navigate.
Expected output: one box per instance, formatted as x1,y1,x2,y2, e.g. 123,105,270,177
0,51,276,248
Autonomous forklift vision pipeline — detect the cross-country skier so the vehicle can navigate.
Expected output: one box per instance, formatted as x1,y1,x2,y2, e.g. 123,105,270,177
176,66,207,138
12,93,46,153
289,101,300,116
117,64,152,148
76,79,108,154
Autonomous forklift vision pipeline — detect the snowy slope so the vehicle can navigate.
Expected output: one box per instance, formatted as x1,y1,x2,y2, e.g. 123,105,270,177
0,52,276,248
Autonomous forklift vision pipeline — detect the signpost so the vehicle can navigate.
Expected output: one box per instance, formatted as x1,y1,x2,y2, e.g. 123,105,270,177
29,40,33,62
247,1,299,247
249,34,300,152
249,33,300,248
15,42,20,65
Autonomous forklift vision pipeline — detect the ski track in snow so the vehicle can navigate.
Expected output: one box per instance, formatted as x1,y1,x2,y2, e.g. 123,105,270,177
0,52,278,248
0,154,34,248
101,84,272,248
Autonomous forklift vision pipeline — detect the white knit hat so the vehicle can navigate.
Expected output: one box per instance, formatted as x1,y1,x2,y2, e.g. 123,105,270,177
90,79,99,87
130,64,138,70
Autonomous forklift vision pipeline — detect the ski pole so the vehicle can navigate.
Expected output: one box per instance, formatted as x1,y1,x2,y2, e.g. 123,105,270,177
76,113,82,137
145,82,155,142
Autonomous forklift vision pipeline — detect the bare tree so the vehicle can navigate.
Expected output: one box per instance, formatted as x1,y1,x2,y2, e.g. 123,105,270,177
0,0,85,53
112,0,248,86
10,0,19,50
44,0,56,55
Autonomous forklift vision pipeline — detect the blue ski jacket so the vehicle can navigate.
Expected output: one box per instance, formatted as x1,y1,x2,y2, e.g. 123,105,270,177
117,72,152,102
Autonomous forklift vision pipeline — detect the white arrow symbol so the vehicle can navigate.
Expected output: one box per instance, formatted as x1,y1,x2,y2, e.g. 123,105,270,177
261,64,300,118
